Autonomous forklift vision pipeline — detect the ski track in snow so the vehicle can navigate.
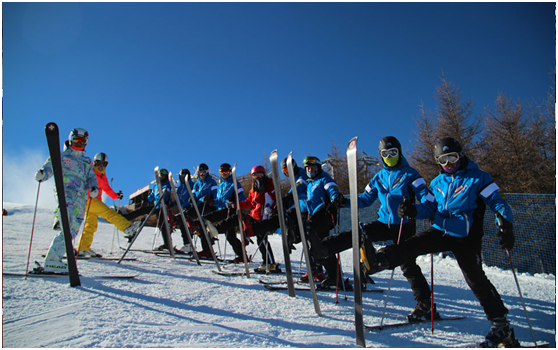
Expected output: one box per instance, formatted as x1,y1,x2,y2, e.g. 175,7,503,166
2,202,556,347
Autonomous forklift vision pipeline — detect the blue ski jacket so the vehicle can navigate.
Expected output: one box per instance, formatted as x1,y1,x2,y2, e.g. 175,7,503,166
349,156,435,226
285,171,309,213
424,158,513,238
306,170,340,216
147,178,172,209
192,176,218,205
177,178,195,209
214,176,246,210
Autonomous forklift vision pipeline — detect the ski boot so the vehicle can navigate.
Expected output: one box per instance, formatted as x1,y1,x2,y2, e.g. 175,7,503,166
300,271,325,283
206,220,219,238
407,299,440,323
124,221,142,242
78,249,102,258
480,316,520,348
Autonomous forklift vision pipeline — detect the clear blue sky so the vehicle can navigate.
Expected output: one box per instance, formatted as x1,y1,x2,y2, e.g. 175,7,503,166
3,2,555,206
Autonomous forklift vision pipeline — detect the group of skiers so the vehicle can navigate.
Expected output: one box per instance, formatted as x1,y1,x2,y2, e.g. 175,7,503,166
35,126,517,347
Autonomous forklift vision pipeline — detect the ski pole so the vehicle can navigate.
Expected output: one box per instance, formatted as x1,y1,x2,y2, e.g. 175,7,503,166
430,253,434,334
379,217,404,329
495,213,538,346
111,195,121,254
25,182,41,278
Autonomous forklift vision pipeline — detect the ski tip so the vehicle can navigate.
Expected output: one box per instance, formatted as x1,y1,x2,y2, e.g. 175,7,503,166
348,136,358,149
45,122,58,132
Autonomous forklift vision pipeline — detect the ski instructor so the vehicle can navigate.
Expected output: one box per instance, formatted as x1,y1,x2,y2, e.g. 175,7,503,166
35,127,98,272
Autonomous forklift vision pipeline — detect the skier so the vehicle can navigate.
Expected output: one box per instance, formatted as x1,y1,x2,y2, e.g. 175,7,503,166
212,165,281,272
34,128,98,272
173,168,196,253
363,137,517,347
78,152,139,257
309,136,435,319
187,163,219,258
280,157,309,252
299,156,347,286
201,163,247,262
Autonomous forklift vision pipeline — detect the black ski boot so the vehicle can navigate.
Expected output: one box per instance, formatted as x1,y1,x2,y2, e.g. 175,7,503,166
480,316,519,348
407,299,440,323
360,237,390,275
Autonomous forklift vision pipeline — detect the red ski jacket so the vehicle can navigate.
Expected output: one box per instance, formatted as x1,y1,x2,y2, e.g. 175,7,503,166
239,177,276,221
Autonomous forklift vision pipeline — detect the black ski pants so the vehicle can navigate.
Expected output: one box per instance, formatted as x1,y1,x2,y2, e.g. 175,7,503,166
380,227,509,321
184,203,218,252
322,220,431,302
214,212,280,264
307,205,339,277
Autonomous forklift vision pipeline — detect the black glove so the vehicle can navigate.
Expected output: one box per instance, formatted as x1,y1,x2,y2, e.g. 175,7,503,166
118,190,124,200
334,195,349,208
282,193,294,207
225,202,235,209
397,197,417,218
496,212,514,250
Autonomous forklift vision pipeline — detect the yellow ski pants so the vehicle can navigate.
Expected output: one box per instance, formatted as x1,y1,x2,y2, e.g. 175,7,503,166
79,197,131,251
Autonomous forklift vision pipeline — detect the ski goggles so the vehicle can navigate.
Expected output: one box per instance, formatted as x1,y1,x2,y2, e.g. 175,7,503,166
282,166,289,175
159,169,169,176
197,170,208,176
72,135,87,145
219,169,231,175
252,172,264,179
94,160,108,167
436,152,460,166
303,156,321,166
380,148,399,158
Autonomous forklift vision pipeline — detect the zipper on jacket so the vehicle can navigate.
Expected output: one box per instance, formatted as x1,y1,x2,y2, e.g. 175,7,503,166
443,175,455,231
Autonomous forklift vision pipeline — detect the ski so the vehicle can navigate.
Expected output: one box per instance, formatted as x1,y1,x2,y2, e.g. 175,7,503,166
168,172,201,265
263,284,383,293
364,316,466,331
286,152,322,316
459,342,550,348
154,167,175,259
347,136,365,347
42,254,136,261
231,164,251,277
183,173,223,272
117,194,165,263
4,272,139,279
212,270,247,276
269,150,296,297
44,122,81,287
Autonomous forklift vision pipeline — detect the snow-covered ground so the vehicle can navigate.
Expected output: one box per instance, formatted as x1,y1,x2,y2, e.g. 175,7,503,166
2,202,555,348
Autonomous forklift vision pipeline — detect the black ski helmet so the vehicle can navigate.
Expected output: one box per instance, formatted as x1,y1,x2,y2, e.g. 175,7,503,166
378,136,401,154
197,163,209,172
434,137,464,160
93,152,108,164
179,168,190,178
281,157,299,175
159,168,169,176
219,163,232,172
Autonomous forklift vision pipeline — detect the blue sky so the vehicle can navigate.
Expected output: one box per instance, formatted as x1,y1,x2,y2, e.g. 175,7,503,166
3,2,555,207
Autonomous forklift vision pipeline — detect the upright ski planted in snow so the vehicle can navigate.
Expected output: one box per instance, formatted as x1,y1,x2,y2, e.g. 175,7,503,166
286,152,322,316
183,174,222,272
168,173,201,265
231,164,251,277
44,122,81,287
269,150,295,297
347,136,365,347
154,167,175,259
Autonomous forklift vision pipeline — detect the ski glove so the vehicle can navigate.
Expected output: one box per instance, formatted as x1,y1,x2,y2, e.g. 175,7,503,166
496,212,514,250
225,202,235,209
89,186,99,199
118,191,124,200
264,205,273,217
334,195,349,208
35,169,45,182
397,197,417,218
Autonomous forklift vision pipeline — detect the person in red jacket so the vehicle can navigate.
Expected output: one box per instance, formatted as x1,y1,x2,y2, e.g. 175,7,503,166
212,165,281,273
78,153,138,257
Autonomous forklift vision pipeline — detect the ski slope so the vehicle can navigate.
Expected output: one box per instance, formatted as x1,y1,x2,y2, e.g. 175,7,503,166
2,202,555,347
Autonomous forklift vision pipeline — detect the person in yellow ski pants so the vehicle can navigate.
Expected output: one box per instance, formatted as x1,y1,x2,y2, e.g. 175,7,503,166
78,152,136,257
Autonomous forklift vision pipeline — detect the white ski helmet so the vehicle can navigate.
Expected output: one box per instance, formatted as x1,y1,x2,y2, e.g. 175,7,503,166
93,152,108,164
68,128,89,146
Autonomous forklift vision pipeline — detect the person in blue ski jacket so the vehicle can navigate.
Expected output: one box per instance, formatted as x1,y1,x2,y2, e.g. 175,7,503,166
172,168,197,253
366,137,517,347
201,163,248,261
280,158,309,250
311,136,435,320
300,155,347,286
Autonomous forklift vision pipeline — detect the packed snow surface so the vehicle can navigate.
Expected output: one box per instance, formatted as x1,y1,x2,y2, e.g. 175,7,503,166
2,202,555,347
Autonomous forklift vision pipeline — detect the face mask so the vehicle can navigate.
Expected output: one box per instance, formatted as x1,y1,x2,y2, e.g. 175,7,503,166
442,159,461,174
383,154,399,167
254,177,266,192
